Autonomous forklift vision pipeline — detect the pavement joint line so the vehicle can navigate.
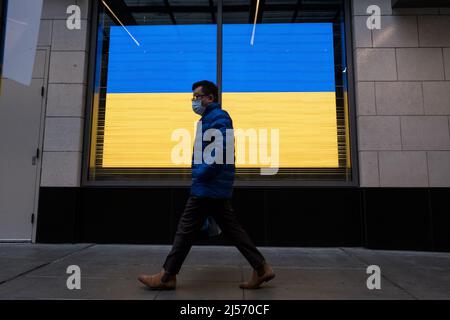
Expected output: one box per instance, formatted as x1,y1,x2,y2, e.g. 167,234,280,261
241,266,367,270
0,244,95,286
21,274,244,284
339,247,420,300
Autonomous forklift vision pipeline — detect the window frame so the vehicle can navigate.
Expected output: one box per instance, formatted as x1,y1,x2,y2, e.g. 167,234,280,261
81,0,360,187
0,0,8,82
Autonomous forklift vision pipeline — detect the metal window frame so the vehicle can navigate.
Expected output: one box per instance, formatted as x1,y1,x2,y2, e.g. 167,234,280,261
0,0,8,84
81,0,359,188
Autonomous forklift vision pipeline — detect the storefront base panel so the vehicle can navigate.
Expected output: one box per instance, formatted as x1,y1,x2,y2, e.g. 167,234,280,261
36,187,450,252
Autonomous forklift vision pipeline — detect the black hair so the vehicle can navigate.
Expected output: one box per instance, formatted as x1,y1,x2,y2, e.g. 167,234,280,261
192,80,218,102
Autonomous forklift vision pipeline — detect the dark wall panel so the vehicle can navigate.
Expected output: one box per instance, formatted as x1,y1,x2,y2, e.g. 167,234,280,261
231,188,267,246
36,187,79,243
266,188,362,247
364,188,433,251
430,188,450,252
36,187,450,252
77,187,172,244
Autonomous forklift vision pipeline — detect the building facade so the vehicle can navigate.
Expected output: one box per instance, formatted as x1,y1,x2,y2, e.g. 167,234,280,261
0,0,449,251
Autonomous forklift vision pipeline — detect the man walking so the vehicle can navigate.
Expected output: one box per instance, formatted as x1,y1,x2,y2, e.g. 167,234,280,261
138,80,275,290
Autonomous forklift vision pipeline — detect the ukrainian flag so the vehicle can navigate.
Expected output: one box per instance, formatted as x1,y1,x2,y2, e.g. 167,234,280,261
103,23,338,169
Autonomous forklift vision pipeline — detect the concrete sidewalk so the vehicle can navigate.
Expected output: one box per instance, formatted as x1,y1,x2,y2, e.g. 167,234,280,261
0,244,449,300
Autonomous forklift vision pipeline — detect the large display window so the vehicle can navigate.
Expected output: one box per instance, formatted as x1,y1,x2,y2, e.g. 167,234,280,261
83,0,358,185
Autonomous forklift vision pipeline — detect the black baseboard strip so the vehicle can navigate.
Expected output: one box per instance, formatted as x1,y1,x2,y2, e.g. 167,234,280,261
36,187,450,252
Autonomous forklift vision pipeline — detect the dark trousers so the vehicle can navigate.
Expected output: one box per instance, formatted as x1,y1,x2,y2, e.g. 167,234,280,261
163,196,266,275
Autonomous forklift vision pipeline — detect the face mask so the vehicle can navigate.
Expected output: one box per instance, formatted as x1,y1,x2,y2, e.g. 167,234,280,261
192,99,206,115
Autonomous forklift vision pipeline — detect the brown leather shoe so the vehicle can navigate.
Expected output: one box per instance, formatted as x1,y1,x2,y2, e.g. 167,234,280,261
138,269,176,290
240,263,275,289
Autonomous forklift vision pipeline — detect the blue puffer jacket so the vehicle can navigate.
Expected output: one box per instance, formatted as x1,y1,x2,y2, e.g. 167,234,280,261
190,102,235,199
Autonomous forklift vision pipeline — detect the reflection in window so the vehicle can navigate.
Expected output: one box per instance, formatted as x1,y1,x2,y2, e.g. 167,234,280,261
87,0,353,183
89,1,217,181
104,24,216,168
221,0,349,180
222,23,338,170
